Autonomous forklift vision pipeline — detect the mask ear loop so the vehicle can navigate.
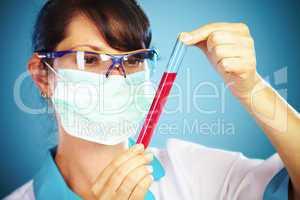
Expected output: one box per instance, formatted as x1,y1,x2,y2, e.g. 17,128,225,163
43,61,68,100
43,61,67,81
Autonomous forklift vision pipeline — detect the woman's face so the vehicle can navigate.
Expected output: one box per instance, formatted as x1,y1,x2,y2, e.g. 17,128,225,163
55,14,120,63
31,14,126,98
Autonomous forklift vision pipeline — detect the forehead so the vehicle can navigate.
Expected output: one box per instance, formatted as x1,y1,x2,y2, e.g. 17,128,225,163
55,14,117,52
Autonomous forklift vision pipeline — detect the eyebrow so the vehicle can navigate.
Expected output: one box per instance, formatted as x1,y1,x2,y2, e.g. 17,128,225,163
70,44,106,51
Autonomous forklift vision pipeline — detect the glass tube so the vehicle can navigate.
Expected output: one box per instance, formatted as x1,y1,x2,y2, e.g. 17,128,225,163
136,34,187,148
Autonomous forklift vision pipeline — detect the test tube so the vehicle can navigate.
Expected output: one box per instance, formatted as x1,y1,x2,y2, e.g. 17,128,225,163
136,34,187,148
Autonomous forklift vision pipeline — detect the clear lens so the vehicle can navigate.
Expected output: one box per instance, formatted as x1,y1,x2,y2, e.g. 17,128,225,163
52,52,112,74
50,51,157,76
123,54,146,74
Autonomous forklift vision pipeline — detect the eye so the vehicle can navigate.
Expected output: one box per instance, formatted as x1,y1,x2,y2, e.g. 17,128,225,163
124,55,144,66
84,55,99,65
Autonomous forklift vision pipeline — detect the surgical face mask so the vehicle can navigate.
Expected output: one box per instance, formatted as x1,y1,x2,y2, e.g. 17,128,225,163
51,69,155,145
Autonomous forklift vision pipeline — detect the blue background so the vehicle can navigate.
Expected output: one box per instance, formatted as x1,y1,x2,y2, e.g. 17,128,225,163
1,0,300,198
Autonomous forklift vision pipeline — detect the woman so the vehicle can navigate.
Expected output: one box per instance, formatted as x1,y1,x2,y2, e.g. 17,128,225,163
5,0,300,200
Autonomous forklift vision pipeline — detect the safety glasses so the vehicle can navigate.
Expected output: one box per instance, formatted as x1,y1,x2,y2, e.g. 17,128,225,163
36,48,159,78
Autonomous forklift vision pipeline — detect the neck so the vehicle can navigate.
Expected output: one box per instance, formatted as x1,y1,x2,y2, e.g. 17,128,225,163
54,127,128,199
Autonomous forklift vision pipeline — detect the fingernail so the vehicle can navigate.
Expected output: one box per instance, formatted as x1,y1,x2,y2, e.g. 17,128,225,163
133,144,144,151
146,166,153,173
150,175,154,181
180,32,193,43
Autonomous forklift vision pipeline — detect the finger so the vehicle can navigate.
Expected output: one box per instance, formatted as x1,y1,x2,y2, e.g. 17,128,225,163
210,44,255,65
115,165,153,200
207,31,254,52
180,22,250,45
218,57,256,75
92,144,144,196
129,175,154,200
104,153,153,195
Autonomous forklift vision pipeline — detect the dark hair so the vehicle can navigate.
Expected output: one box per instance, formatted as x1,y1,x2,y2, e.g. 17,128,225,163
32,0,152,52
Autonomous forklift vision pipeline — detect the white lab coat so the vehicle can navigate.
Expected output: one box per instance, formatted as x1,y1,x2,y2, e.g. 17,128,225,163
4,139,283,200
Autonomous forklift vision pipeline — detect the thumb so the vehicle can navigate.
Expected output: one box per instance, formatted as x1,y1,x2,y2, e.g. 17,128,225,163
179,29,209,46
180,32,199,45
179,32,207,52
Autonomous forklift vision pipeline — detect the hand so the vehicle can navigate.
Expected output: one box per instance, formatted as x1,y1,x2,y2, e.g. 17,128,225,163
181,23,300,198
91,144,154,200
181,22,260,101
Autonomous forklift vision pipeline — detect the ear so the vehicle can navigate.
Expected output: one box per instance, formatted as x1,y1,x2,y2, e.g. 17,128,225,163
28,53,52,97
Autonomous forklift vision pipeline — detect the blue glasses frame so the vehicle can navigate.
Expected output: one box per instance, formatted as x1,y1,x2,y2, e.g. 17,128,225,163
37,48,159,78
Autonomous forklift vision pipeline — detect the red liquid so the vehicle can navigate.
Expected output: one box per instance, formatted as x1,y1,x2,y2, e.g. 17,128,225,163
137,72,177,148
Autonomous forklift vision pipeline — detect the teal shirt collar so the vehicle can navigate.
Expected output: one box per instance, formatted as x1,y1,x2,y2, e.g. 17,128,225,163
33,147,82,200
33,139,165,200
263,168,290,200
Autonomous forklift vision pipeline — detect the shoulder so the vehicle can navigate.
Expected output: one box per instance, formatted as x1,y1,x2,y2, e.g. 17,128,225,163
149,138,246,199
150,138,244,183
3,180,35,200
151,138,284,199
152,138,243,166
151,138,283,174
